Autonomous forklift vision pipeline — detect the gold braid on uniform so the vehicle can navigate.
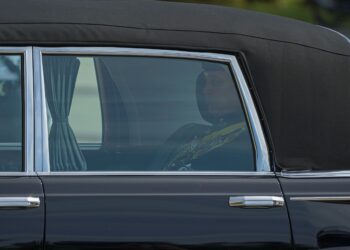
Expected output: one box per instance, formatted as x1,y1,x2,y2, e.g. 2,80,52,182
165,122,246,171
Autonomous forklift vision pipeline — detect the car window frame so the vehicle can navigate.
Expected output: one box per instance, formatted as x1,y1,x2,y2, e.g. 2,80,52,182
0,47,34,175
33,47,271,175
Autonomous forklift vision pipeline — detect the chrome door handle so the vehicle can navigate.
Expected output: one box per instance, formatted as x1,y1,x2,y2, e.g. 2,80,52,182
0,197,40,208
229,196,284,208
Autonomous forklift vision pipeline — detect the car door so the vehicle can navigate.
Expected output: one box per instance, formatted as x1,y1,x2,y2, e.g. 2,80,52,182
278,172,350,249
34,47,292,250
0,47,44,249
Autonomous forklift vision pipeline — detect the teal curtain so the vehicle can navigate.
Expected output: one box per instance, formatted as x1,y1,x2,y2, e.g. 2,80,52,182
43,56,87,171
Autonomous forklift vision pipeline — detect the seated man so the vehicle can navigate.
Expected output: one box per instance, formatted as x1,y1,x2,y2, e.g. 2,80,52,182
152,63,255,171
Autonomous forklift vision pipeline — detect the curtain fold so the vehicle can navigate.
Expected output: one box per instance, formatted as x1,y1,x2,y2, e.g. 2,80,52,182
43,56,87,171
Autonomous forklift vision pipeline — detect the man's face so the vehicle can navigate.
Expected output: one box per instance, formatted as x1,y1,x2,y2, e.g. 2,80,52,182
202,70,240,118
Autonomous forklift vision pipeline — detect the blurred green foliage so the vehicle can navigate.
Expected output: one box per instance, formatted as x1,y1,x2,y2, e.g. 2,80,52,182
167,0,350,30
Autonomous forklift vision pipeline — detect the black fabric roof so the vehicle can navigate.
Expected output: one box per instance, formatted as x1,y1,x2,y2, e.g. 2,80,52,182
0,0,348,54
1,0,349,171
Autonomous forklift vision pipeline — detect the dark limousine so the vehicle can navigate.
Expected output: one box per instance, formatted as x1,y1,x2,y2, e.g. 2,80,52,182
0,0,349,249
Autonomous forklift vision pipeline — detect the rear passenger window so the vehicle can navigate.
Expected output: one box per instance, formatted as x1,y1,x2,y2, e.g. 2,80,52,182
0,55,22,172
43,55,255,172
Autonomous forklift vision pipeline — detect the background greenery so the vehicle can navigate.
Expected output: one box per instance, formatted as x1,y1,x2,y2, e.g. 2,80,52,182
165,0,350,37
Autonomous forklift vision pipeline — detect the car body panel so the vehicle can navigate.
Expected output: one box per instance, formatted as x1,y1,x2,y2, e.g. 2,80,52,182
41,175,291,250
0,176,44,249
279,176,350,249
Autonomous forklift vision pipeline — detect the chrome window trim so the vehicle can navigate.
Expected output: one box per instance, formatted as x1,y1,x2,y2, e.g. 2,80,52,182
0,172,36,176
38,171,275,176
34,47,270,175
290,196,350,201
0,142,21,146
0,142,21,150
0,47,34,175
24,47,34,174
33,48,50,173
278,170,350,179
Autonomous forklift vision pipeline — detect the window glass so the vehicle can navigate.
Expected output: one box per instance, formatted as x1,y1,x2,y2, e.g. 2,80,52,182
70,57,102,144
43,55,255,172
0,55,22,171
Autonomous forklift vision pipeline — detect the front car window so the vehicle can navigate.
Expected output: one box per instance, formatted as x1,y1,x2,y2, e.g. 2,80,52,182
42,55,255,172
0,55,22,171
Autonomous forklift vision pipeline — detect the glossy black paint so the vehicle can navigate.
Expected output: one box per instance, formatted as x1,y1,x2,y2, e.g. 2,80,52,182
0,176,44,250
279,177,350,250
42,175,292,250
